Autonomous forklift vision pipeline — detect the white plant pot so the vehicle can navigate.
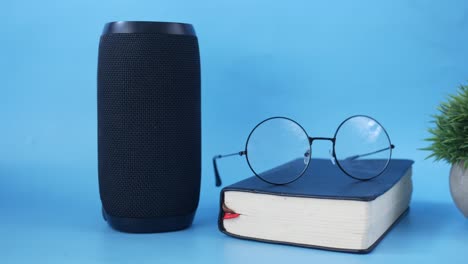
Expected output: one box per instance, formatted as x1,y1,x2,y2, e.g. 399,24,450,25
449,162,468,218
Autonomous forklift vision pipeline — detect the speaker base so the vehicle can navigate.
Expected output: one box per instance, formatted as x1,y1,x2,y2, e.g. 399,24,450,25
102,207,195,233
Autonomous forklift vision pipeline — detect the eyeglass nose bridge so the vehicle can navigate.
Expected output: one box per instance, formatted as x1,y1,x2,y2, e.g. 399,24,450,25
308,137,337,165
308,137,335,145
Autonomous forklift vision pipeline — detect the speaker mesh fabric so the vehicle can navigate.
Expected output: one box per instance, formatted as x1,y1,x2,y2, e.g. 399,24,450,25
98,33,201,218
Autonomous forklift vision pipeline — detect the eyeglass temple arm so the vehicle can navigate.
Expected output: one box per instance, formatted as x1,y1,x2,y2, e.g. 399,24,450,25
345,144,395,161
213,151,246,187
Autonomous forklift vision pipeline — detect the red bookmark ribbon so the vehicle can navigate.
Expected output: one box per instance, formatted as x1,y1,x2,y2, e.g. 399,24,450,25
223,213,240,219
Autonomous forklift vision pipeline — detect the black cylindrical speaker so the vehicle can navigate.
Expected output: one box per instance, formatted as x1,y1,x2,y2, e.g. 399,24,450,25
97,21,201,233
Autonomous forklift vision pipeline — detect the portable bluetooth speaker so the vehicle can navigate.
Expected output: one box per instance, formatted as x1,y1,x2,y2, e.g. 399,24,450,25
97,21,201,233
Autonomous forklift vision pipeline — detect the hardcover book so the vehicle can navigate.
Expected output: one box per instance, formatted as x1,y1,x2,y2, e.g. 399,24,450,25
218,158,414,253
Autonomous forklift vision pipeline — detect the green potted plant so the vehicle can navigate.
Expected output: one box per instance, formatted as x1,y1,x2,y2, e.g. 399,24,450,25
423,85,468,217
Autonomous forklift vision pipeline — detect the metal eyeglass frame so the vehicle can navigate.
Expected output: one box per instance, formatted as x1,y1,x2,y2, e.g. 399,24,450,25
213,115,395,186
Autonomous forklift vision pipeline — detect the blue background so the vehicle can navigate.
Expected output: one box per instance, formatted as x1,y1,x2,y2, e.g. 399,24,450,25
1,0,468,263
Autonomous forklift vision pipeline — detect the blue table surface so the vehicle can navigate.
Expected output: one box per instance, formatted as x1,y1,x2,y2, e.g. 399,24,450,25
1,162,467,264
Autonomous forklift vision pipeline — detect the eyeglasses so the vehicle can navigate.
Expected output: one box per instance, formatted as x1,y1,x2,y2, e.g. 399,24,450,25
213,115,395,186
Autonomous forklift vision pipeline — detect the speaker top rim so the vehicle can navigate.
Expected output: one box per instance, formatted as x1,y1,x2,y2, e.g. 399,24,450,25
102,21,196,36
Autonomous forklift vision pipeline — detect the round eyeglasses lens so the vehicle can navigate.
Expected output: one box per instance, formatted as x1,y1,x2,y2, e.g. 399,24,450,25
334,116,392,180
246,117,311,184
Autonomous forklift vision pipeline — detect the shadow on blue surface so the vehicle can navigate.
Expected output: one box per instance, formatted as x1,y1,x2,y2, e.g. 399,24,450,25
371,200,468,255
